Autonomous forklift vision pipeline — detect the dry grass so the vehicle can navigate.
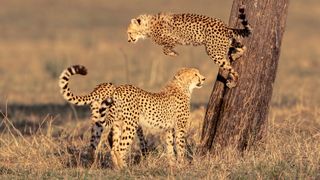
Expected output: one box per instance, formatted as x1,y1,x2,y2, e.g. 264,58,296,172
0,0,320,179
0,105,319,179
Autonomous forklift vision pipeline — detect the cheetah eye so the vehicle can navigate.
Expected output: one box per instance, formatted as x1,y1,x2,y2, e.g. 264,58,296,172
137,18,141,25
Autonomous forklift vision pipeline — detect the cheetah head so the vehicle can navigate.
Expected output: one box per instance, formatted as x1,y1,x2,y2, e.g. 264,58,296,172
174,68,206,93
127,14,153,43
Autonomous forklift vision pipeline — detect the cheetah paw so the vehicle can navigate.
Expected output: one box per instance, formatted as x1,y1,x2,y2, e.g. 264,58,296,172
226,80,237,88
167,51,179,57
231,46,247,61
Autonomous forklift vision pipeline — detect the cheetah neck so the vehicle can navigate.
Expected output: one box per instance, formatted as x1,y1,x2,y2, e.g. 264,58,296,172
148,13,173,33
140,15,155,36
163,80,192,98
154,12,173,22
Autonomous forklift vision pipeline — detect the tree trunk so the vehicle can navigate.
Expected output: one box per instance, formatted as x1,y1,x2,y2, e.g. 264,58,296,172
201,0,289,152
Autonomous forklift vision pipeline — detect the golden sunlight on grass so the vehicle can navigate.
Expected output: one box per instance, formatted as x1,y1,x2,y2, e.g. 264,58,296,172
0,105,319,178
0,0,319,178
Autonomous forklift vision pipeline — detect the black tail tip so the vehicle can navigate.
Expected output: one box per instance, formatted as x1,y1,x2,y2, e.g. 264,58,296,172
244,28,252,36
239,14,246,20
242,20,248,26
73,65,87,75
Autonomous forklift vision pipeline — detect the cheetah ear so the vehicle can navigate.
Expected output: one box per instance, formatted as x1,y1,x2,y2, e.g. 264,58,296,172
131,18,140,25
131,19,137,24
174,74,182,82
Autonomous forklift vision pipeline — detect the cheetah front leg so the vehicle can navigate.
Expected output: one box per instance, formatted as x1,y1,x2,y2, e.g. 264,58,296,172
163,45,179,57
136,126,148,156
108,124,147,157
153,32,179,57
165,128,176,165
175,114,190,164
175,127,187,164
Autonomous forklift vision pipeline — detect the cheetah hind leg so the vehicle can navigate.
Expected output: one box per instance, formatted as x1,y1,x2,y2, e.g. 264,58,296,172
114,123,138,169
228,39,246,62
110,122,123,170
87,101,105,166
108,125,148,157
226,71,239,88
163,45,179,57
217,59,239,88
205,45,238,88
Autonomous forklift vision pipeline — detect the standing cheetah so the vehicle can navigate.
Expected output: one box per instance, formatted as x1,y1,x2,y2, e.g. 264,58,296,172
97,68,206,169
58,65,147,158
127,6,252,88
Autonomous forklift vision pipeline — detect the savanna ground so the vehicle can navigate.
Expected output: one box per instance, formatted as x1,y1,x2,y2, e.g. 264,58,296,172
0,0,319,179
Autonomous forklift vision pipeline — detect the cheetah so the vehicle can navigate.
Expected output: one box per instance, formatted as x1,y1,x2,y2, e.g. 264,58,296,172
127,6,252,88
58,65,147,158
97,67,205,169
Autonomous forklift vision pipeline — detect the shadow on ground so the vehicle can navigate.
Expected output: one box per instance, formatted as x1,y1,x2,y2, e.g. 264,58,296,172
0,103,90,136
0,103,205,136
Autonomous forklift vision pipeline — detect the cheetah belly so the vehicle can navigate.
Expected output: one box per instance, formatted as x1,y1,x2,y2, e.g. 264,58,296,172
138,113,172,132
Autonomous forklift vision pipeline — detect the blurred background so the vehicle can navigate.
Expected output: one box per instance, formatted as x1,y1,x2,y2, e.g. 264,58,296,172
0,1,319,177
0,0,319,108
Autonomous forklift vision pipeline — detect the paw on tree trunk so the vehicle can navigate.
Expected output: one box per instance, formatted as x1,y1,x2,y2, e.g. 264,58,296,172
200,0,289,153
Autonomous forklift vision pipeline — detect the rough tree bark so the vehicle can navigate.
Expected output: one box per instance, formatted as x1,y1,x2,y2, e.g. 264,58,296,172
201,0,289,152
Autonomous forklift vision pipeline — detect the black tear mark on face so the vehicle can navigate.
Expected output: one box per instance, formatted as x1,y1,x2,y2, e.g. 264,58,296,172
137,18,141,25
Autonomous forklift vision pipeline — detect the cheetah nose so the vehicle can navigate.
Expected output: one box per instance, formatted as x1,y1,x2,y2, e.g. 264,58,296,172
128,39,131,42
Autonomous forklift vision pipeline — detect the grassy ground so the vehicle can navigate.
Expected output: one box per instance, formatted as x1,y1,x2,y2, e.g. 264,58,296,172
0,0,319,179
1,105,319,179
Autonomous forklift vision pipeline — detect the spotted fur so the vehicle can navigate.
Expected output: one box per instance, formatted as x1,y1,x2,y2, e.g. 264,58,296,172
97,68,205,169
58,65,147,158
127,6,252,88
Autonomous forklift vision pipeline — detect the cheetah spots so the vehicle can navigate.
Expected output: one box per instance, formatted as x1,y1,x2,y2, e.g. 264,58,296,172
107,68,204,169
128,10,251,88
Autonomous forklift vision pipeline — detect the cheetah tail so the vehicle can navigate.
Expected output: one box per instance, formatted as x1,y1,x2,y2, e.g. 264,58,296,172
232,5,252,37
58,65,91,105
